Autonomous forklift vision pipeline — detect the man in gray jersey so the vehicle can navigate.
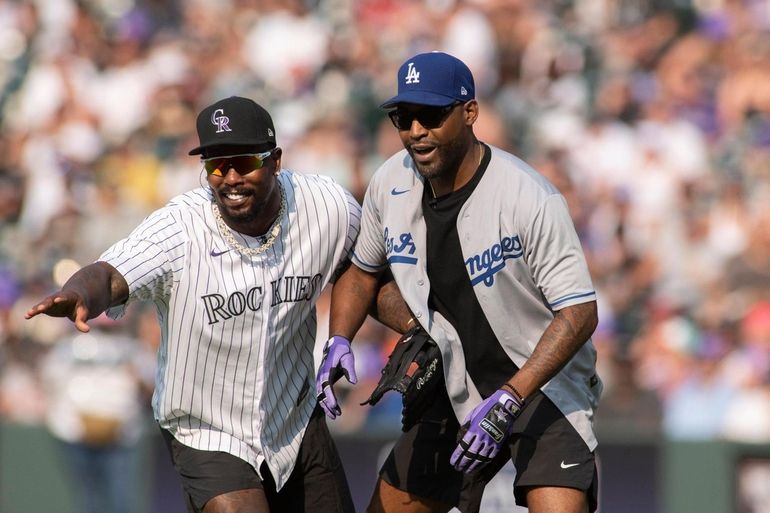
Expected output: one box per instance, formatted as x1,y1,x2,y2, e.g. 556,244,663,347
319,52,603,513
26,96,384,513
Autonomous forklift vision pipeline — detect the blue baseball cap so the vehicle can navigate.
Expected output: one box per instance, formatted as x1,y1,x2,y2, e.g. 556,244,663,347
380,51,475,109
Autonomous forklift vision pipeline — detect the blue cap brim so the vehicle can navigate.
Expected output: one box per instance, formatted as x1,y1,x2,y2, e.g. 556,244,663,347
380,91,458,109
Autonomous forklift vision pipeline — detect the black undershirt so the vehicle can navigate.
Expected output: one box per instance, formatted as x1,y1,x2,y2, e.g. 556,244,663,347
422,143,518,397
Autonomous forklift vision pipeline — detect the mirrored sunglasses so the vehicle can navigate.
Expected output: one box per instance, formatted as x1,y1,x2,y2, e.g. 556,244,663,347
202,151,273,177
387,102,463,130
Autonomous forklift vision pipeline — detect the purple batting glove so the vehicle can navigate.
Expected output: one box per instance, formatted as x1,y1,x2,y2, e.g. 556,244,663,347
450,388,523,473
316,336,358,419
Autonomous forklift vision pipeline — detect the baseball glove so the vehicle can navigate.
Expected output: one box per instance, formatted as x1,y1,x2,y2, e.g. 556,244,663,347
361,325,443,431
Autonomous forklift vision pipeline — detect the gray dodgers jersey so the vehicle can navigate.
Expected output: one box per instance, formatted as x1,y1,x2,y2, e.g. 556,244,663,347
353,145,602,450
100,170,361,488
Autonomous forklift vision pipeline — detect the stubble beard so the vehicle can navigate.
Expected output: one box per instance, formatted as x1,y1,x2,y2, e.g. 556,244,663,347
215,191,262,226
410,137,470,182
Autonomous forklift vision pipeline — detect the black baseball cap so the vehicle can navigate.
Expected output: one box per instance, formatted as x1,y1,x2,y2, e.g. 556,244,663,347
188,96,277,156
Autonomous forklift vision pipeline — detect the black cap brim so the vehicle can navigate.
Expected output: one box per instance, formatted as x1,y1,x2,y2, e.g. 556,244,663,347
188,139,275,156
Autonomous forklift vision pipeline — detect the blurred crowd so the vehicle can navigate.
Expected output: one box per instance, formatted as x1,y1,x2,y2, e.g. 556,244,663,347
2,0,770,451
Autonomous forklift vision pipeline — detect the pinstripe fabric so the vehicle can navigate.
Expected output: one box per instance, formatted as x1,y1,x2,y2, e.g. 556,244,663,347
100,170,360,489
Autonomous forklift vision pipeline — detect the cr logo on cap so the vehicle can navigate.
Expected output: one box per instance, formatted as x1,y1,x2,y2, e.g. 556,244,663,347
211,108,232,133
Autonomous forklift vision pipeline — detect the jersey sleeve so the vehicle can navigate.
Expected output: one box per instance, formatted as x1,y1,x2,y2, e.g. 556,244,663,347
343,188,362,258
351,179,387,272
525,194,596,310
99,208,183,317
331,188,362,282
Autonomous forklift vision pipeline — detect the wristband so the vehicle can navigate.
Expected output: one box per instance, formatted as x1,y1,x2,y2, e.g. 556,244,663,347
501,382,524,403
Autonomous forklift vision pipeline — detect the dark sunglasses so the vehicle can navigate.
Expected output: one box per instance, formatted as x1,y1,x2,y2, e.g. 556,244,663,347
202,151,273,177
387,102,463,130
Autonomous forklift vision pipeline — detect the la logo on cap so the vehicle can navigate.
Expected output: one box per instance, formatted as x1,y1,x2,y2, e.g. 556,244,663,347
405,62,420,84
211,108,232,133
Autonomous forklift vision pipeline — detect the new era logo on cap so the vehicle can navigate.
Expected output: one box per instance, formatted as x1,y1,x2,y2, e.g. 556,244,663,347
381,51,475,108
189,96,277,156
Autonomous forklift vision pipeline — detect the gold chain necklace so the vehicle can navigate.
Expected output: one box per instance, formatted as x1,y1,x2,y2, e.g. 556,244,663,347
211,181,286,257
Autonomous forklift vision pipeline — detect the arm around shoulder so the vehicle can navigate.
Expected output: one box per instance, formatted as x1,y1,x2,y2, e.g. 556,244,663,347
370,270,414,334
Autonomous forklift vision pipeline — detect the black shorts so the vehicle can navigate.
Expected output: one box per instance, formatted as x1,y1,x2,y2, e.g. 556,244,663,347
161,406,355,513
380,386,598,513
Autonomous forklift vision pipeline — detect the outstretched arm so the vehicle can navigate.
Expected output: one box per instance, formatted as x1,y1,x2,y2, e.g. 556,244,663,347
25,261,129,333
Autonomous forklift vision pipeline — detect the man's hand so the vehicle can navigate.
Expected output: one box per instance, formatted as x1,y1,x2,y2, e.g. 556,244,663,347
25,290,92,333
24,262,129,334
316,336,357,419
450,388,523,473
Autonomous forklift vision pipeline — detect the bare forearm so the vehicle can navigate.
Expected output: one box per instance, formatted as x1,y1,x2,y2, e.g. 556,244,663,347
329,264,381,340
507,301,598,398
63,261,129,315
370,273,413,334
26,261,129,332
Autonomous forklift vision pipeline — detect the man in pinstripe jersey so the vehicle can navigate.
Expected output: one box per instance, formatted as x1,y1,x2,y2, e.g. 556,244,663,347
26,96,396,513
319,52,603,513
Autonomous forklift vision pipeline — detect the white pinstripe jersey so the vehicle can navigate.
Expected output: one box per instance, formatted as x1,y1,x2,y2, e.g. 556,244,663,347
100,170,360,489
352,145,602,450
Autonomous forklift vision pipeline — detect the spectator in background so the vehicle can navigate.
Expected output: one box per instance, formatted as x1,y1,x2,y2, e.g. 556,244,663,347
662,331,736,440
721,301,770,392
724,206,770,302
41,312,154,513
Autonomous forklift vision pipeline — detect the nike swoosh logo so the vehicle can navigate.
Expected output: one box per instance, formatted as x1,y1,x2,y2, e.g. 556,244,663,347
391,187,410,196
210,249,231,257
560,461,580,469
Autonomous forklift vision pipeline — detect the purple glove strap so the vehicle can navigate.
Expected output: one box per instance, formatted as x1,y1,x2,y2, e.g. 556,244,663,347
315,336,357,419
450,388,522,473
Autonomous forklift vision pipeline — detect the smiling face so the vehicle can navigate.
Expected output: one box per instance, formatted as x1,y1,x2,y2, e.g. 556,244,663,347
391,101,478,183
204,145,283,236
